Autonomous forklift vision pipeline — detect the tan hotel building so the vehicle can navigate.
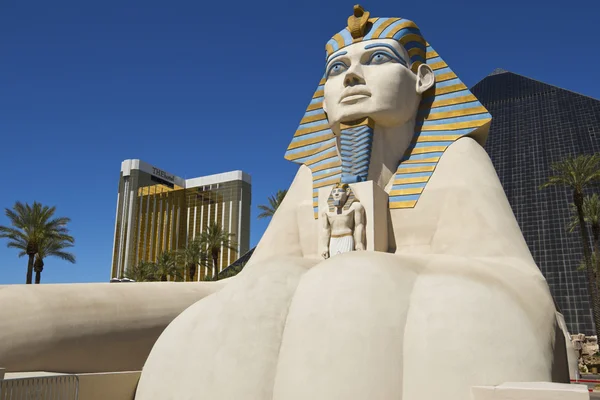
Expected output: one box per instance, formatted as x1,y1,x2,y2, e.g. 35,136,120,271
111,159,251,280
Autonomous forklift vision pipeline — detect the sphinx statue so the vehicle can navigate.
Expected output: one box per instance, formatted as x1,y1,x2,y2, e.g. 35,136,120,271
134,6,569,400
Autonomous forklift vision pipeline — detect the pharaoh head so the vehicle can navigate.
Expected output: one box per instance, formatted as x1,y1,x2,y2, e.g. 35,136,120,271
331,183,350,206
322,6,435,128
328,183,356,211
285,5,492,216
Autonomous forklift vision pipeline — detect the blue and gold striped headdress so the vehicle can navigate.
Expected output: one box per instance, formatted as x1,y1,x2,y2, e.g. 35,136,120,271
284,5,492,217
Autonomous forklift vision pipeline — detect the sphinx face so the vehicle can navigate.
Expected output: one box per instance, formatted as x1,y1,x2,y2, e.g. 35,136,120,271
323,39,422,128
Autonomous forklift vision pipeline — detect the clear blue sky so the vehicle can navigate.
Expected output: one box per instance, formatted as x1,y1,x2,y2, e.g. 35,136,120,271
1,0,599,284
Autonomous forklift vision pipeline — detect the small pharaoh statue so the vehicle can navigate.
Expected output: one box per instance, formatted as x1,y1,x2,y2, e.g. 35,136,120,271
321,183,365,259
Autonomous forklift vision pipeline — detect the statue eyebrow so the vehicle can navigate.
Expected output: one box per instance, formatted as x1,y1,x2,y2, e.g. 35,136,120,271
363,43,407,64
326,51,348,66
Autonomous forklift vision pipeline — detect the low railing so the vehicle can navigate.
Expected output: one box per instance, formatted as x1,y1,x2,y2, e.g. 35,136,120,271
0,375,78,400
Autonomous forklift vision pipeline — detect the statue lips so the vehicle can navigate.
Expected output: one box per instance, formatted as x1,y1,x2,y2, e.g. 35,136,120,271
340,90,371,105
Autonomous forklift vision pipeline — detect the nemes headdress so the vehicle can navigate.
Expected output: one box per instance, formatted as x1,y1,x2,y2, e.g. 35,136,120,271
284,5,492,217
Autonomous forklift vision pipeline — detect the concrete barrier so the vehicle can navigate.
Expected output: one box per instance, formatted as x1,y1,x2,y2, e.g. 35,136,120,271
0,374,78,399
572,378,600,392
472,382,589,399
0,371,141,400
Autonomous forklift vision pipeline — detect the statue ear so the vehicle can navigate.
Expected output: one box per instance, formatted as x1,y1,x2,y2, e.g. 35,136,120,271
416,64,435,94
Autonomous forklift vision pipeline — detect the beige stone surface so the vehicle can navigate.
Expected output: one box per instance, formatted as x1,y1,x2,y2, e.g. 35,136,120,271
275,254,554,400
135,257,316,400
389,137,535,261
3,371,69,379
471,382,589,400
0,282,224,373
78,371,140,400
136,136,559,400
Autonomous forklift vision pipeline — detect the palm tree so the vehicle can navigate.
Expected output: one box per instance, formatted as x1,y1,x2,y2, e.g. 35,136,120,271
568,194,600,286
198,223,237,280
541,153,600,338
32,235,76,284
177,238,203,281
258,189,288,219
0,201,74,284
125,260,157,282
155,251,183,282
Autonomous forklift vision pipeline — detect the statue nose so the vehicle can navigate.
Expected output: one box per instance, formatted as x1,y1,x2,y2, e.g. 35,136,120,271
344,71,365,87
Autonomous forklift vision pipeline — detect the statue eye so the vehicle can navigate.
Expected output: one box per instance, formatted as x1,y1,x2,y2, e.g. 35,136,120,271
327,62,348,78
368,52,394,65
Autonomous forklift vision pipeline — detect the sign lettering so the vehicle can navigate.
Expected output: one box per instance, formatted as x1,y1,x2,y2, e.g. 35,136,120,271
151,167,175,183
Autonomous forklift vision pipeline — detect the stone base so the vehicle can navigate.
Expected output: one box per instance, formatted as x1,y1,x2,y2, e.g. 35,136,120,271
318,181,389,253
471,382,589,399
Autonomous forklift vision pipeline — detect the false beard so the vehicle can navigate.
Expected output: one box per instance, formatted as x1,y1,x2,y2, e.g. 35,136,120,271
340,117,374,184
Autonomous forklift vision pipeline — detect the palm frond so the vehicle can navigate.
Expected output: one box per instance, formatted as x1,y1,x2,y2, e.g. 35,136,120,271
155,251,184,281
46,250,76,263
257,189,288,220
197,223,238,279
566,195,600,234
257,205,275,220
175,238,206,280
540,154,600,193
125,261,158,282
7,241,27,252
583,194,600,226
567,203,579,233
198,224,238,253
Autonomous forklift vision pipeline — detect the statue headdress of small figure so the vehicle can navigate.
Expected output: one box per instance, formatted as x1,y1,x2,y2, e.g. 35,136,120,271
327,183,356,213
284,5,492,218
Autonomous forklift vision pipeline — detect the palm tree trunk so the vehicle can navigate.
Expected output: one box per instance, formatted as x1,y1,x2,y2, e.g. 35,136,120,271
189,263,196,282
575,192,600,338
26,254,34,284
576,192,594,270
213,253,219,280
35,270,41,284
593,222,600,292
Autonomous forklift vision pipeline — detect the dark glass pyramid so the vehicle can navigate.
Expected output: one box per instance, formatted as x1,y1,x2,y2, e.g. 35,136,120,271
472,70,600,335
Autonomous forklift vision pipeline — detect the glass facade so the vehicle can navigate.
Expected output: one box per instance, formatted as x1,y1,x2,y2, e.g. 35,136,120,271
111,160,251,281
472,69,600,334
